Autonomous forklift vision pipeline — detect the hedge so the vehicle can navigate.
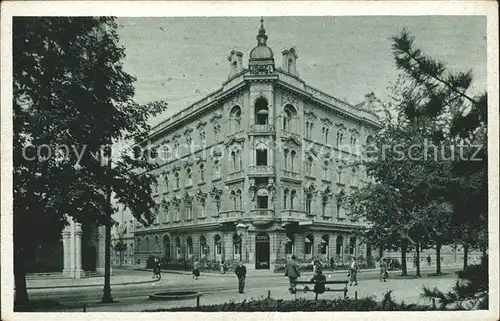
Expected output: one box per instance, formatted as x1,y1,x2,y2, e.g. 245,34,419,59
144,292,441,312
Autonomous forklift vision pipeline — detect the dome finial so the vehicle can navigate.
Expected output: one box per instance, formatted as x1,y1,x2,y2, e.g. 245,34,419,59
257,17,267,45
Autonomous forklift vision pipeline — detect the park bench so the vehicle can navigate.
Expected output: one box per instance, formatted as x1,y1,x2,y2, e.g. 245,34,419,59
292,280,348,300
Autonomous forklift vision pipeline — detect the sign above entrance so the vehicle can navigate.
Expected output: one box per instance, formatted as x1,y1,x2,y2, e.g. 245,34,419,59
256,235,270,241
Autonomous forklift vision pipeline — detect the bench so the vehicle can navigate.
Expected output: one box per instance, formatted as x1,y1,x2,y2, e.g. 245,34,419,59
292,280,348,300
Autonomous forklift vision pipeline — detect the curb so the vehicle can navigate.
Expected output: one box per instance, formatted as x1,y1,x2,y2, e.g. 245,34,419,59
27,279,154,290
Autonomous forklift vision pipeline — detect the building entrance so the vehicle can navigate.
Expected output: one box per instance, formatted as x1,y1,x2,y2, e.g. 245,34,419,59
255,232,270,269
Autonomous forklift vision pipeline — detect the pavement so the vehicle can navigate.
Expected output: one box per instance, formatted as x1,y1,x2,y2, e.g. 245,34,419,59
23,265,462,312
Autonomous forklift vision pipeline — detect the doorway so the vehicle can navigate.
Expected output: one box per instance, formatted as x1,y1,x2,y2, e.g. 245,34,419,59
255,232,270,269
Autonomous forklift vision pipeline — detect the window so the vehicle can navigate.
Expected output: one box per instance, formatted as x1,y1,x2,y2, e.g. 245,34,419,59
323,126,329,144
164,174,169,192
255,98,269,125
233,234,241,257
186,199,193,220
186,168,192,186
323,161,329,180
175,172,180,189
236,189,242,210
337,169,342,184
238,150,243,170
336,236,344,256
305,234,313,255
283,149,289,170
231,191,237,210
290,151,296,171
229,106,242,134
349,237,357,256
283,188,289,209
256,149,268,166
187,237,193,256
305,121,311,138
175,237,181,258
199,197,206,217
145,237,149,252
322,196,329,216
214,235,222,255
200,164,205,182
282,105,297,131
174,140,180,158
155,236,159,251
336,131,344,147
213,159,220,178
290,190,296,210
320,235,329,254
200,236,207,257
306,156,313,175
215,195,221,213
257,195,268,209
231,151,237,171
306,194,313,215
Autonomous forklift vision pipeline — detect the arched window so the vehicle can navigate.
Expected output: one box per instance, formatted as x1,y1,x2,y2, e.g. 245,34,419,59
187,237,193,257
323,160,329,180
255,98,269,125
215,195,221,213
336,235,344,258
283,188,289,209
174,172,180,189
322,195,329,216
256,188,269,209
231,190,237,210
236,189,242,210
199,163,205,182
186,197,193,220
214,234,222,256
231,151,237,171
290,190,297,210
137,237,141,252
305,121,311,138
145,237,150,252
285,233,294,255
290,150,297,171
283,149,289,170
200,235,207,257
174,139,180,158
321,234,329,255
229,106,242,133
288,58,294,73
305,234,314,255
186,167,192,186
306,193,313,215
349,237,357,256
282,105,297,131
306,156,313,175
238,150,243,170
233,233,242,258
213,159,220,178
155,235,159,251
175,237,181,258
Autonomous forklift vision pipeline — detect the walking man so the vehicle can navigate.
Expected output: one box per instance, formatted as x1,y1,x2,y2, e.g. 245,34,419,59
348,257,359,286
330,257,335,271
235,260,247,293
427,255,432,266
153,257,161,280
379,257,388,282
284,255,301,294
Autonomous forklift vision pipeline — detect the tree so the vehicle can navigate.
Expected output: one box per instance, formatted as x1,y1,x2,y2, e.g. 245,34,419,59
391,29,488,268
13,17,167,308
113,230,127,267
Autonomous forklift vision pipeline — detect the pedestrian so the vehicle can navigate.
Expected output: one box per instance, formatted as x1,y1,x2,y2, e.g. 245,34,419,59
284,255,301,294
309,268,327,300
153,257,161,280
427,255,431,266
379,257,388,282
235,260,247,293
220,259,225,274
192,258,200,280
330,257,335,271
348,257,359,286
311,259,316,273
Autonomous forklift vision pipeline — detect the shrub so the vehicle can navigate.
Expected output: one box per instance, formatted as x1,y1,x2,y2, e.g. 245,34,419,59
144,292,440,312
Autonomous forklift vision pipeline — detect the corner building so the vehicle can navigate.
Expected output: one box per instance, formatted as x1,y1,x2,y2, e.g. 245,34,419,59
134,20,381,270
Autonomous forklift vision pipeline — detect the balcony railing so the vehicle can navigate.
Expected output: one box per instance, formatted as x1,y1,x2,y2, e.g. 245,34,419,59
227,170,244,181
280,210,305,220
282,170,300,180
220,210,244,220
249,165,274,176
249,124,275,134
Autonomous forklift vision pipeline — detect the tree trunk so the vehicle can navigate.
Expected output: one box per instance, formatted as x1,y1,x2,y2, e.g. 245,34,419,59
101,148,114,303
463,243,469,270
400,241,408,276
436,242,442,275
416,241,421,277
378,245,384,259
14,234,29,309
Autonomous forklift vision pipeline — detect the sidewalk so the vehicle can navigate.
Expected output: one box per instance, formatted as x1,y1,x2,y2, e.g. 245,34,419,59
26,270,154,290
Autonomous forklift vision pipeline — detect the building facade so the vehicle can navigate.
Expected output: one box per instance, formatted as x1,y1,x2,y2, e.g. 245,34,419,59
111,205,137,267
133,20,381,270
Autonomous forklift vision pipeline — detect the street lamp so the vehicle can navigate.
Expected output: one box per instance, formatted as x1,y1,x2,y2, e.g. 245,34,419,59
236,223,248,262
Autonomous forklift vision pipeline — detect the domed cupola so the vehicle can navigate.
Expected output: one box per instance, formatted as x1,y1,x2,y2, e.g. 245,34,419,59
249,18,275,75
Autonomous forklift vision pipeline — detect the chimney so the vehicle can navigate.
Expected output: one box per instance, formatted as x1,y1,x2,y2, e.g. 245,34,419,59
228,50,244,78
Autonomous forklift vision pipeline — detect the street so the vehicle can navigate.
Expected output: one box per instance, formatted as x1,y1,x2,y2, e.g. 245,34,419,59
27,266,460,312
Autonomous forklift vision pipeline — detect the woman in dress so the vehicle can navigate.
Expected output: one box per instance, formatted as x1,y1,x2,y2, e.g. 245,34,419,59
192,259,200,280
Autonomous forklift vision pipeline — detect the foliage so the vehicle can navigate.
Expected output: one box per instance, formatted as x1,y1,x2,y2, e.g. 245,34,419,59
13,17,168,305
144,292,443,312
421,257,488,310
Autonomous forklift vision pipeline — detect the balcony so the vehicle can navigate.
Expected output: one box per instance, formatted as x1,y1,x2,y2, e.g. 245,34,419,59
282,170,301,180
248,165,274,176
220,210,243,221
249,209,275,226
226,170,244,181
248,124,275,135
282,130,301,141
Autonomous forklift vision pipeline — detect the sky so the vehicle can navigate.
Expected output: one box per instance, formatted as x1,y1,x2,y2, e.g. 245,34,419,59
116,16,487,127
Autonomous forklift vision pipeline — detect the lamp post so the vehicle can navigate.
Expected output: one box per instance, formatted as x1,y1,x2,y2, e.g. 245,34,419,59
236,223,248,263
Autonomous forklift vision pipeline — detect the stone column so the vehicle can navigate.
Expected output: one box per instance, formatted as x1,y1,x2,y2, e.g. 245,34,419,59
62,230,71,277
74,223,84,278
